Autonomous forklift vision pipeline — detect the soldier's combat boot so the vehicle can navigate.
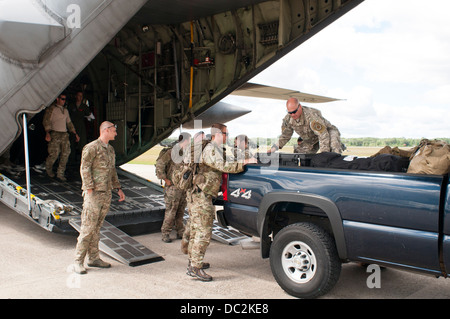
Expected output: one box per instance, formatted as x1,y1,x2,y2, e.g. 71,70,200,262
162,234,172,243
73,263,87,274
46,169,55,178
190,266,213,282
187,261,211,277
87,259,111,268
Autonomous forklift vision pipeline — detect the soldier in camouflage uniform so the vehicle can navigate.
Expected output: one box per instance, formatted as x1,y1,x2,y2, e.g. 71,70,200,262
43,92,80,181
234,134,255,161
69,91,95,164
181,131,205,254
270,98,342,154
155,132,191,243
186,124,257,281
72,121,125,274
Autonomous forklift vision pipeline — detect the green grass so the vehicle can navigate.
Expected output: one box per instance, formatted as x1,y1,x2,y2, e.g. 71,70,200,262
128,145,164,165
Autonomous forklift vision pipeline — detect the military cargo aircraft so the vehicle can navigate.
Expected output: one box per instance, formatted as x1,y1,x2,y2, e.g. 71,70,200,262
1,0,361,164
0,0,363,265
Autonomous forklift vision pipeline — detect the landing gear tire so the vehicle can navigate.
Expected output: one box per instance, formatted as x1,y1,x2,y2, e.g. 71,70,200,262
270,222,341,299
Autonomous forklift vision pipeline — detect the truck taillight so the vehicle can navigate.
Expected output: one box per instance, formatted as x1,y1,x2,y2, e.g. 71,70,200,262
221,173,228,201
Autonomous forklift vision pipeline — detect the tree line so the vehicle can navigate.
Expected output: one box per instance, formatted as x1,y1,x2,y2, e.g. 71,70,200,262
340,137,450,147
162,136,449,148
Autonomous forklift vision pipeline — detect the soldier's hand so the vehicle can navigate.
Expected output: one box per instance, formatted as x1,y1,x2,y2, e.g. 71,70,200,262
244,158,258,165
45,132,51,142
75,133,80,143
118,188,125,202
164,178,172,187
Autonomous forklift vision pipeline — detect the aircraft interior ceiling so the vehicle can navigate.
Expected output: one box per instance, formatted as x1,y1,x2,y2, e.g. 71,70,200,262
0,0,364,166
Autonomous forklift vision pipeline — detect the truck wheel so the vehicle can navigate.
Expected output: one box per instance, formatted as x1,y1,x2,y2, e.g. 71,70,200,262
270,222,341,299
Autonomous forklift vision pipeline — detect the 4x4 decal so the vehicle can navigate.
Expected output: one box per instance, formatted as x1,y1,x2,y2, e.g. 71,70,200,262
230,188,252,200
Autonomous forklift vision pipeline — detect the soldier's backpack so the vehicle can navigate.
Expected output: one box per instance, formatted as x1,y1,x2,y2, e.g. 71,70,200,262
407,139,450,175
156,145,195,191
176,139,210,191
172,163,195,191
155,147,173,183
170,140,207,192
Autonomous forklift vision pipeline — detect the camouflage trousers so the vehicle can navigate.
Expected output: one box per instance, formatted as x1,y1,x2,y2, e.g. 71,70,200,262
46,131,71,177
161,185,186,236
186,190,215,268
181,218,190,251
74,190,112,263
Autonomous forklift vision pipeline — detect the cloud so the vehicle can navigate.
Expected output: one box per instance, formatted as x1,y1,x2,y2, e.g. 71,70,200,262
181,0,450,140
244,0,450,139
424,85,450,105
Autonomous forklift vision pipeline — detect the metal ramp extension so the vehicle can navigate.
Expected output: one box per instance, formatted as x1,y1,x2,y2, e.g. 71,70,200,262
69,218,163,267
183,212,249,246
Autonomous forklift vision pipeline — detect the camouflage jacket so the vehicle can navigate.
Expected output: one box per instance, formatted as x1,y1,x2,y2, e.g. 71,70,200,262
155,147,173,181
80,138,121,191
194,141,244,197
277,106,340,153
43,103,76,133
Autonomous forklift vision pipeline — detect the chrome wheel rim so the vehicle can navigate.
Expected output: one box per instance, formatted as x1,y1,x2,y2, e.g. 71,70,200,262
281,241,317,284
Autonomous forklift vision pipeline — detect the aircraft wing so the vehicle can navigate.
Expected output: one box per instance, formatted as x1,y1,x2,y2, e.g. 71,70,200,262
231,82,342,103
183,102,251,129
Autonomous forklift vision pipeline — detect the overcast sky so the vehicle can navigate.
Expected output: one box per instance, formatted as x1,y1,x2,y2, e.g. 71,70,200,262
194,0,450,140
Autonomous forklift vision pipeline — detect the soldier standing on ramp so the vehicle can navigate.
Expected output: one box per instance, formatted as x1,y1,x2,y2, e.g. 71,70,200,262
72,121,125,274
43,92,80,181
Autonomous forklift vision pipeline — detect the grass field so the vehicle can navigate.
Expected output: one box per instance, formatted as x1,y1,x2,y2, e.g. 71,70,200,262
127,145,390,165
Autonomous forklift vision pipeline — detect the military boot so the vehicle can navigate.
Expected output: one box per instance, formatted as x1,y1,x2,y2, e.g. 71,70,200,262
162,234,172,243
73,263,87,274
46,169,55,178
189,266,213,282
87,259,111,268
187,261,211,277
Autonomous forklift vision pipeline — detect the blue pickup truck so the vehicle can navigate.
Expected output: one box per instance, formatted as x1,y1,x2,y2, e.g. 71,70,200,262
217,152,450,298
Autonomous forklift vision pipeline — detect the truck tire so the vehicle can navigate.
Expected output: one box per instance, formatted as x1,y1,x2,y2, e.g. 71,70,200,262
270,222,341,299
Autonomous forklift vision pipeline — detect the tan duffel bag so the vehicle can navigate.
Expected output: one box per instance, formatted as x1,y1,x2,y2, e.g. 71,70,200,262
407,139,450,175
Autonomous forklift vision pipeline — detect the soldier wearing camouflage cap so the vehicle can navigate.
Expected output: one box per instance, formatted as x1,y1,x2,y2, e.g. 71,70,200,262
270,97,342,154
186,124,257,281
155,132,191,243
72,121,125,274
